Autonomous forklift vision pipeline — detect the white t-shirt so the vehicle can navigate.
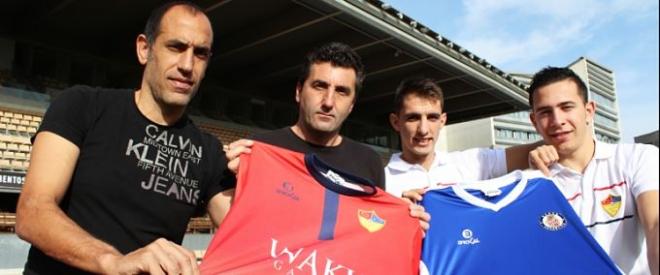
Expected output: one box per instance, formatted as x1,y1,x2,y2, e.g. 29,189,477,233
549,141,659,275
384,148,507,197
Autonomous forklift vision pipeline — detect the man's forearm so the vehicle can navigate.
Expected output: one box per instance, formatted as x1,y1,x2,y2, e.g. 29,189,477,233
16,198,121,273
648,221,659,275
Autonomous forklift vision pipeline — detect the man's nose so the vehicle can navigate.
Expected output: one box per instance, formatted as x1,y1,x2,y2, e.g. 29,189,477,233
178,49,194,74
550,110,566,126
321,91,336,109
417,117,430,135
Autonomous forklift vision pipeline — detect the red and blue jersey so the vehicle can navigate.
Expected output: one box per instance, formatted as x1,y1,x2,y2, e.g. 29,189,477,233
201,142,422,274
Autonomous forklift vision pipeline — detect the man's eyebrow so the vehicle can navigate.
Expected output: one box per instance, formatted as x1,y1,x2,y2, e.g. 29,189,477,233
164,39,211,48
535,105,552,112
403,112,422,117
164,39,188,45
311,79,330,86
335,85,352,93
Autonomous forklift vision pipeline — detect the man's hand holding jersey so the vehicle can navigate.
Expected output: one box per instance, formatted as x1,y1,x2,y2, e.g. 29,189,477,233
224,139,254,174
401,188,431,236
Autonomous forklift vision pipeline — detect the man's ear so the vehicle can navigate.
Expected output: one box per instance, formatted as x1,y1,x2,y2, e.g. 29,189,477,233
136,34,150,65
439,112,447,128
389,113,401,132
295,83,302,103
585,100,596,125
529,111,539,132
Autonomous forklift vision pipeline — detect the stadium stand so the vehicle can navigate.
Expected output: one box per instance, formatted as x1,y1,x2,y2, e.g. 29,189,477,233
0,108,40,173
187,216,215,234
0,212,16,232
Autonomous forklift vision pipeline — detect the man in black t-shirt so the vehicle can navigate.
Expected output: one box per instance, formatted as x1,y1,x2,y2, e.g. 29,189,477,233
225,42,385,188
15,2,233,275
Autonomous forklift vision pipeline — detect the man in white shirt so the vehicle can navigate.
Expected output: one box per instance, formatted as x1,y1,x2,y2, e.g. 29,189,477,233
527,67,658,275
385,77,539,198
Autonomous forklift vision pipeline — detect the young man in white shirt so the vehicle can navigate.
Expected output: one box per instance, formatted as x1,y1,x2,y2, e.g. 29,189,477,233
386,78,541,198
527,67,658,275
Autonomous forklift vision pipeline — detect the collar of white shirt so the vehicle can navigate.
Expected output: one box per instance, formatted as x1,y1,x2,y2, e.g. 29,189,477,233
549,139,614,176
386,150,449,172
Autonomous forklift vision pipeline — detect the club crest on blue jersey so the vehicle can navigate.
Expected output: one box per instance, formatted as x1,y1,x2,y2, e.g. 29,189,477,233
358,209,386,233
600,194,622,217
540,212,567,231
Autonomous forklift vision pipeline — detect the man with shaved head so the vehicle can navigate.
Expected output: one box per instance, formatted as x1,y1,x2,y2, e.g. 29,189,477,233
16,2,233,274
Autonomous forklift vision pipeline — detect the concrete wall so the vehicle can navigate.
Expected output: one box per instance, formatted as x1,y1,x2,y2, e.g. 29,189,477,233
444,118,495,151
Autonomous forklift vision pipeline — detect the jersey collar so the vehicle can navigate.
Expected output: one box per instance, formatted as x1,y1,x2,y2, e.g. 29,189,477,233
450,170,529,212
304,153,377,197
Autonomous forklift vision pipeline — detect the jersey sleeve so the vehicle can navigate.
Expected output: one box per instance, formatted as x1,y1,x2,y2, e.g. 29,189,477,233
630,144,659,197
453,147,507,181
35,86,98,147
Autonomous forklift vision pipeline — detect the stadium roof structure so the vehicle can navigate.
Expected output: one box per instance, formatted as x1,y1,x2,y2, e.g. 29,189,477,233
0,0,529,128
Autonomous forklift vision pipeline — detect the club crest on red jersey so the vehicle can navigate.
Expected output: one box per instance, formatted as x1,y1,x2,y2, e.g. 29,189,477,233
358,209,386,233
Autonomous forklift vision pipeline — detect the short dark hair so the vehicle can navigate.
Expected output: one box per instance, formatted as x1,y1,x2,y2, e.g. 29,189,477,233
143,1,206,45
527,66,588,108
298,42,365,93
392,77,444,114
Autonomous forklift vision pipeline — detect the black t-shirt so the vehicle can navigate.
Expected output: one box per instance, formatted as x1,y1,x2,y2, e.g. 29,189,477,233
24,86,230,275
252,128,385,189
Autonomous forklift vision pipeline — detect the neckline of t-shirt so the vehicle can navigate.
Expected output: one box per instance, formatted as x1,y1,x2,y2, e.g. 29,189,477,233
304,153,376,197
286,127,345,150
450,170,528,212
130,90,189,129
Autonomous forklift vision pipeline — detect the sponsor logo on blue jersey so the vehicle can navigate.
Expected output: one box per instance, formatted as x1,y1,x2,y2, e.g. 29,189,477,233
457,228,480,246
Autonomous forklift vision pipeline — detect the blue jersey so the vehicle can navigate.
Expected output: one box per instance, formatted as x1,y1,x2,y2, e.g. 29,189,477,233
421,170,621,275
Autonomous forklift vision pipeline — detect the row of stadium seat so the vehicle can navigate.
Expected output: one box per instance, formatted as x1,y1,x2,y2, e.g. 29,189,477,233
0,134,31,151
0,123,37,134
1,150,29,160
0,110,43,122
0,159,29,170
0,212,16,232
0,117,41,127
187,216,215,233
0,111,41,136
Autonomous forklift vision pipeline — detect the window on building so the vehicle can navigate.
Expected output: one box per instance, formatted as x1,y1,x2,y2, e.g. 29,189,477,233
590,92,616,110
594,114,618,129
